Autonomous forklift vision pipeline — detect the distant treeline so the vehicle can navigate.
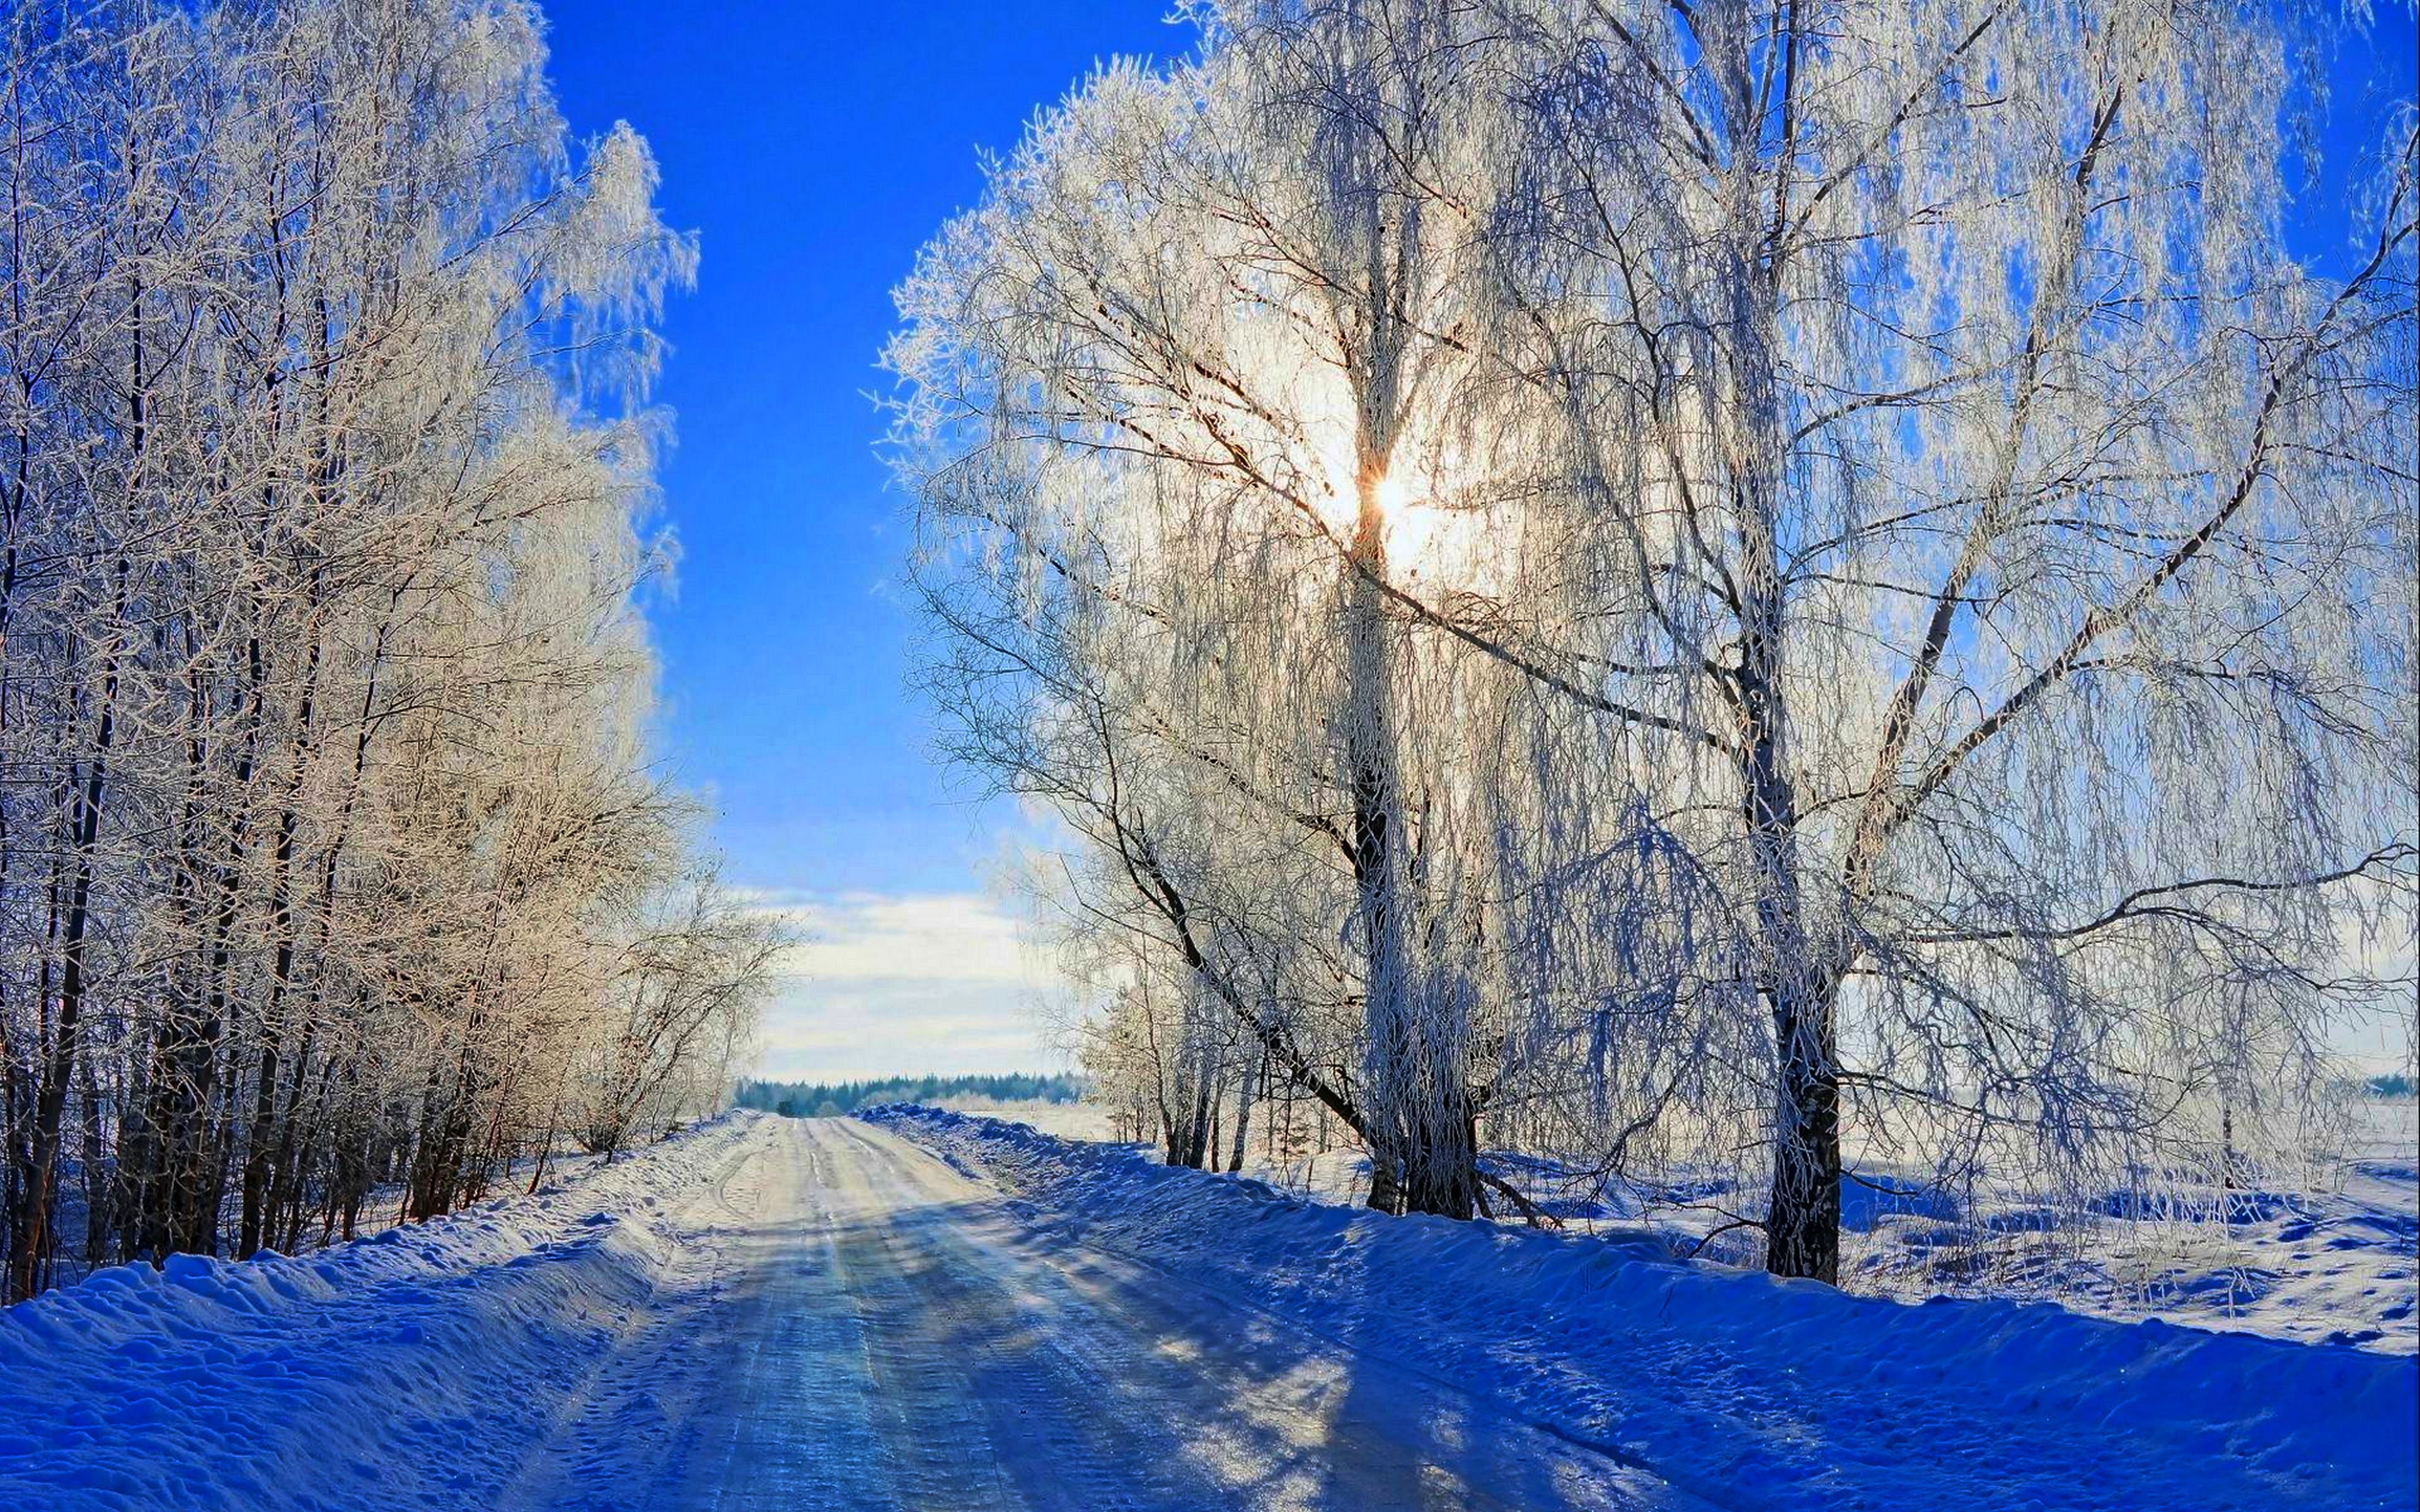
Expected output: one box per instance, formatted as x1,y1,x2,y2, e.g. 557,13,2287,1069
734,1074,1088,1119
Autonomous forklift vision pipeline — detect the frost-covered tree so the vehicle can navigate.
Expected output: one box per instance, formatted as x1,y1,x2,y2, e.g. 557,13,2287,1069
574,869,789,1162
896,0,1744,1223
1479,0,2417,1279
894,0,2416,1278
0,0,771,1300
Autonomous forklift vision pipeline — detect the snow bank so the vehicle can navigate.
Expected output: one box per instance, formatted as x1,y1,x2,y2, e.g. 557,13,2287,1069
868,1104,2419,1512
0,1113,768,1510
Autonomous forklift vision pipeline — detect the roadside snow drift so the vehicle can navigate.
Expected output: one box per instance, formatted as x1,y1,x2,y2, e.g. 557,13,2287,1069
868,1104,2419,1512
0,1114,765,1510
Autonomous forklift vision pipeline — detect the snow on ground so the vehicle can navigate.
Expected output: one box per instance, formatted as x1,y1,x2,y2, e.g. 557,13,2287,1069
0,1115,766,1509
872,1104,2419,1512
984,1096,2420,1356
926,1096,1115,1143
1626,1102,2420,1355
1836,1154,2419,1353
39,1146,596,1295
1514,1131,2420,1356
4,1111,1690,1510
6,1102,2412,1510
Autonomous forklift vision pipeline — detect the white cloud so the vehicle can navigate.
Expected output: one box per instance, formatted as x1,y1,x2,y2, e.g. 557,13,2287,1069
743,890,1075,1082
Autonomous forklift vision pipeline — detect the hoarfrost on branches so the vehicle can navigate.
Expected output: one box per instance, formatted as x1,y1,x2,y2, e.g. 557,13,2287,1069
890,0,2417,1278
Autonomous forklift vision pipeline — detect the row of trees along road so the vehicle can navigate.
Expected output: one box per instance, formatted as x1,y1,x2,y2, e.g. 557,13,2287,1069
891,0,2419,1280
0,0,783,1302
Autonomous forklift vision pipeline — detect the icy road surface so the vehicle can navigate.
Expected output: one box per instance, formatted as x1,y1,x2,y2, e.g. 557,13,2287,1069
505,1115,1687,1511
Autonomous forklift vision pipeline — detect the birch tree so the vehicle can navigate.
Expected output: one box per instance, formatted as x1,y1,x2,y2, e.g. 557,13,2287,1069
897,1,1744,1223
1481,0,2417,1279
0,0,771,1300
896,0,2416,1278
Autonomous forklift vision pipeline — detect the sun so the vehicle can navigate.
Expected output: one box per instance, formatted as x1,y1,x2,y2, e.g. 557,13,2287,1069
1296,422,1480,585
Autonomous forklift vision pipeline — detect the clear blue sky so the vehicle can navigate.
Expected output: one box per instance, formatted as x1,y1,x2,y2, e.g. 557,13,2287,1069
544,2,1184,902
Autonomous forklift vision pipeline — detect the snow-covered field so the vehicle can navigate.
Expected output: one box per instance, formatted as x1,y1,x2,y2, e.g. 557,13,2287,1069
970,1096,2420,1354
1830,1113,2419,1354
4,1104,2412,1509
925,1096,1116,1143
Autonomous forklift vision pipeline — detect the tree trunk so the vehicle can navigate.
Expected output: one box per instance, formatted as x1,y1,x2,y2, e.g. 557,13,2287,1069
1765,971,1843,1282
241,616,323,1257
1344,464,1475,1220
1228,1049,1261,1173
13,735,111,1297
8,561,126,1300
1180,1039,1215,1169
1720,207,1840,1280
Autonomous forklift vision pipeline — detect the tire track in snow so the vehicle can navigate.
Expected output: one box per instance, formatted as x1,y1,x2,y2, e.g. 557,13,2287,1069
688,1130,894,1512
814,1120,1233,1511
816,1117,1693,1511
502,1114,1697,1511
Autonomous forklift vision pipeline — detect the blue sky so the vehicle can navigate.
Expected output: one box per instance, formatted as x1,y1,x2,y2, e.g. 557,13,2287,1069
538,3,2416,1080
544,3,1188,1079
544,1,1182,901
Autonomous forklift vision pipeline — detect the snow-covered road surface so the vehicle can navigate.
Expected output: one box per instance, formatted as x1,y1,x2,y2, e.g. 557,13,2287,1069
505,1115,1690,1511
6,1109,2412,1511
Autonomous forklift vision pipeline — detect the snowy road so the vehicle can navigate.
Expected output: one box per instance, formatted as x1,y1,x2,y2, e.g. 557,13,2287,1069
503,1116,1695,1512
11,1110,2406,1511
